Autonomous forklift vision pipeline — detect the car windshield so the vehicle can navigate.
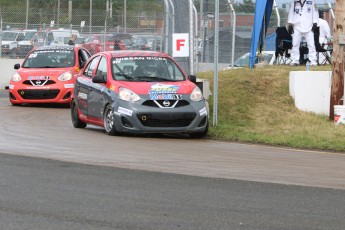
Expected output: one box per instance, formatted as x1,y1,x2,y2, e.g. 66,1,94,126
233,52,274,67
97,35,114,42
23,31,36,40
234,53,250,67
22,49,75,68
2,32,17,41
112,56,185,82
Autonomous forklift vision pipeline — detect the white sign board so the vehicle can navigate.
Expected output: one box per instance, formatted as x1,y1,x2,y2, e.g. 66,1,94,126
172,33,189,57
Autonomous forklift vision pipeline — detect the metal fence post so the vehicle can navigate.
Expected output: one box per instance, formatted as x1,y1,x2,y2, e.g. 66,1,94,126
164,0,169,54
188,0,194,75
213,0,219,127
228,0,236,69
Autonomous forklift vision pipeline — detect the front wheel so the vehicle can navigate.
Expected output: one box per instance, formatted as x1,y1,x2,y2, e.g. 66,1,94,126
9,49,17,59
71,100,87,128
189,119,209,139
104,105,118,136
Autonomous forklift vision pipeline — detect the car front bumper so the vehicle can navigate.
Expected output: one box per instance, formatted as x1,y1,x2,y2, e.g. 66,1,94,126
112,98,208,134
9,83,74,104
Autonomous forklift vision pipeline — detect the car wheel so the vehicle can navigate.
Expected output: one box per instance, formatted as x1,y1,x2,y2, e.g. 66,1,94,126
189,119,209,139
104,105,118,136
10,102,21,106
71,100,87,128
9,49,17,59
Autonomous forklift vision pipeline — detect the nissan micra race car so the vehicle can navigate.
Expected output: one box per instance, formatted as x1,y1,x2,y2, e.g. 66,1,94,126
71,51,208,138
8,46,90,106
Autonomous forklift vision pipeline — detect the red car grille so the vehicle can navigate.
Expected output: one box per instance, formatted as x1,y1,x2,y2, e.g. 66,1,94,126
23,80,55,86
18,89,60,100
136,112,196,127
142,100,189,108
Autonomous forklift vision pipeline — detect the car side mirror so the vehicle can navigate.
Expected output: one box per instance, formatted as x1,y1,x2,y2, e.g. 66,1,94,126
14,64,20,69
188,75,197,84
92,75,107,84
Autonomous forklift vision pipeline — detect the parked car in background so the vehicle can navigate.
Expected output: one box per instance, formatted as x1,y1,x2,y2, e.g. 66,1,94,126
222,51,290,70
81,34,126,55
50,36,85,47
131,35,150,50
1,30,25,56
8,46,90,106
14,29,37,58
46,28,80,46
71,50,209,138
112,33,133,50
141,35,162,51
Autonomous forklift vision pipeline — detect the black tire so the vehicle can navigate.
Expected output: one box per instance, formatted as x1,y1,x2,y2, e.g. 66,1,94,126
9,49,17,59
104,105,118,136
71,100,87,128
189,119,209,139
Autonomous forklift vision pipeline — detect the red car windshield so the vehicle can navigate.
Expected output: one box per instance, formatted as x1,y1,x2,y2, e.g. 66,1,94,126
111,56,185,82
23,49,75,68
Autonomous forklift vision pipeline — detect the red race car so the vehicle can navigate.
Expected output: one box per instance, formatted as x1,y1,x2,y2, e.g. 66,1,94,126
8,46,91,106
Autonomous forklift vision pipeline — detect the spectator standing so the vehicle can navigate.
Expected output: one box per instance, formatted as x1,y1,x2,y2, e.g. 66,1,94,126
30,27,46,48
68,34,77,46
288,0,319,66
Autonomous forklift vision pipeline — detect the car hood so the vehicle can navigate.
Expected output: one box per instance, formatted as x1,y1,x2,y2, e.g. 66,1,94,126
1,41,16,45
18,68,75,79
18,41,31,45
116,81,197,95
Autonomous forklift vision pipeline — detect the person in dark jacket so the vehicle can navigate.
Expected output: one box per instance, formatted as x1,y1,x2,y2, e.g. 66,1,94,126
114,40,122,50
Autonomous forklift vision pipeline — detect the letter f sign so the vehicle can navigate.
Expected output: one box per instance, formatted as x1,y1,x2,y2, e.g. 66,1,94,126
176,39,185,51
172,33,189,57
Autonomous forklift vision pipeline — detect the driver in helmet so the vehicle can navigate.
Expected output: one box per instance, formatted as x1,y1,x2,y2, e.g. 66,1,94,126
133,60,158,77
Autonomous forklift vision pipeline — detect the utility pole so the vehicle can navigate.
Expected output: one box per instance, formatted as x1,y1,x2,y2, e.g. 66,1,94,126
329,0,345,120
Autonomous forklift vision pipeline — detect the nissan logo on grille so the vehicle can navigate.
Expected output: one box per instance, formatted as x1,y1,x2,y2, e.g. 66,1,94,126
163,100,170,107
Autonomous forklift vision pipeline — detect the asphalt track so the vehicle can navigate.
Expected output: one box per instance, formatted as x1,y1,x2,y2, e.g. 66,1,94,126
1,90,345,190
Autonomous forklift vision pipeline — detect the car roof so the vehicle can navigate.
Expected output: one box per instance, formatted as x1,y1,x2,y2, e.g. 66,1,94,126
105,50,171,58
34,46,79,51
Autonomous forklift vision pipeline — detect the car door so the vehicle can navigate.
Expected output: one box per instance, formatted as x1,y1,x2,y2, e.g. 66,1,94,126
88,56,108,121
76,55,100,117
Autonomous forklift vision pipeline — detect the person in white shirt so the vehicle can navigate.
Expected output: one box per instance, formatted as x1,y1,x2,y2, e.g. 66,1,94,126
317,10,331,64
288,0,319,66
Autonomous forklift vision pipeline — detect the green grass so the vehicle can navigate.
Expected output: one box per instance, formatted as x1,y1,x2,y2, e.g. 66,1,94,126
198,65,345,152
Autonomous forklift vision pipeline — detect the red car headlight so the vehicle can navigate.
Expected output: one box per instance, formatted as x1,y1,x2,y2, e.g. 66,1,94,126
12,72,22,82
58,72,73,81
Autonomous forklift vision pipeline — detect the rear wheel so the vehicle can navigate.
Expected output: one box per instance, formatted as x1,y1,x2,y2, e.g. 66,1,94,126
104,105,118,136
71,100,87,128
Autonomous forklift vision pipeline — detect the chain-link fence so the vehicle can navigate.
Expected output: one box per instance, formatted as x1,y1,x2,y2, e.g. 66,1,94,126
0,0,336,72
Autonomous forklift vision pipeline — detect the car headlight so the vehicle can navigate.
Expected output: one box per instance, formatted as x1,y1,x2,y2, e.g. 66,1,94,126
58,72,73,81
190,86,203,101
2,44,9,48
12,72,22,82
118,87,140,102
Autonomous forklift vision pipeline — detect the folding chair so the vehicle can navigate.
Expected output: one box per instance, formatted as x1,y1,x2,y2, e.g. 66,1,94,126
275,27,293,65
314,27,332,65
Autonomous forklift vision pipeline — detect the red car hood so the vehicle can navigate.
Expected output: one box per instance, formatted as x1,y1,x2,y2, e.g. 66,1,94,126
116,81,197,95
18,68,75,79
